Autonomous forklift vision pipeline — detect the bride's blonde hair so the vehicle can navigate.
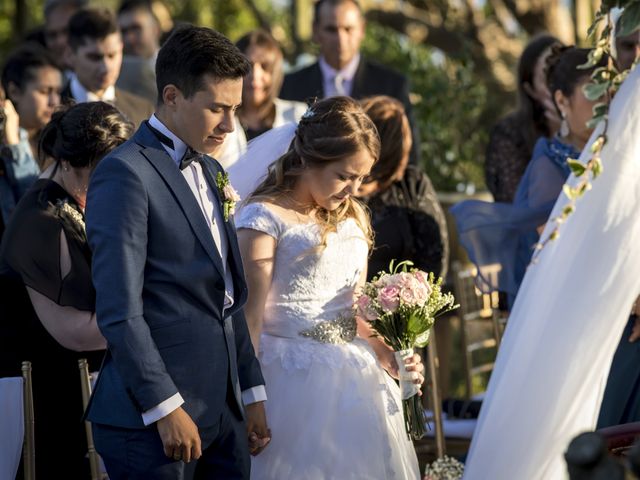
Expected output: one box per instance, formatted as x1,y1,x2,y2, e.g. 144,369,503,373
247,96,380,249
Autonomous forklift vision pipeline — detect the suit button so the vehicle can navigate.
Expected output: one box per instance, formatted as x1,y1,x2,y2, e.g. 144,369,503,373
215,280,225,290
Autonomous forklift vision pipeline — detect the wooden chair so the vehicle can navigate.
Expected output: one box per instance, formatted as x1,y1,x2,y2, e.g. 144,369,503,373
78,359,105,480
420,337,445,458
21,361,35,480
0,361,35,480
452,262,506,399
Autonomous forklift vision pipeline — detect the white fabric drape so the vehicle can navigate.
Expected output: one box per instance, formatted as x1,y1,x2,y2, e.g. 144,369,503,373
464,65,640,479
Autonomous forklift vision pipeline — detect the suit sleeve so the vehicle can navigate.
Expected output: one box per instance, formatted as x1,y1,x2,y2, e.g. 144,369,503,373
86,155,179,411
233,297,265,393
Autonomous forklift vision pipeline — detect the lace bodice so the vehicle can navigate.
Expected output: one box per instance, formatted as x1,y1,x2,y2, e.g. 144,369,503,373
235,202,369,340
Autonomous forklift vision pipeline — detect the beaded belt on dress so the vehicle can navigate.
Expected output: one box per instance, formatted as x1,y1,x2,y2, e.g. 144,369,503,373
298,312,357,344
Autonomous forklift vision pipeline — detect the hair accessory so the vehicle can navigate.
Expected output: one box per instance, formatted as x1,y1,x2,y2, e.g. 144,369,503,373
301,108,315,120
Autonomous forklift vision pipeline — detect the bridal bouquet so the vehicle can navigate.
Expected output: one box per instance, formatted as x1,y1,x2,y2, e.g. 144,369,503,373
356,260,457,439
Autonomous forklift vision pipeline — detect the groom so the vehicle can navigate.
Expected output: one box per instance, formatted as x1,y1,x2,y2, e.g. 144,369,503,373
85,25,269,479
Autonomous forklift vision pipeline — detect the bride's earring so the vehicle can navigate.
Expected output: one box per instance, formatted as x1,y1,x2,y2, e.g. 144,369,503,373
560,111,570,137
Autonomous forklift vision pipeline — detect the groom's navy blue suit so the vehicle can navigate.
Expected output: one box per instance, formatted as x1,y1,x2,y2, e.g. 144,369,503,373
85,122,264,478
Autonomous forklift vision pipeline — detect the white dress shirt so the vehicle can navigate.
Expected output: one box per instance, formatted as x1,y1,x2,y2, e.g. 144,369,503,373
142,115,266,425
318,54,361,98
69,74,116,102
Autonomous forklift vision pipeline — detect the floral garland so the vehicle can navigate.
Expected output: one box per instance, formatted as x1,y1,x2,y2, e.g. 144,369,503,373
538,2,639,251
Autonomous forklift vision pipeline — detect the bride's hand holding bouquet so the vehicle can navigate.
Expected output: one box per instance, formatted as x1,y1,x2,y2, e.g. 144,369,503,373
356,260,458,440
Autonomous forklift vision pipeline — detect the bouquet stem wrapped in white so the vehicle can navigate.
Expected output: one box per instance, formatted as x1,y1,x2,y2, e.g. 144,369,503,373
357,260,458,440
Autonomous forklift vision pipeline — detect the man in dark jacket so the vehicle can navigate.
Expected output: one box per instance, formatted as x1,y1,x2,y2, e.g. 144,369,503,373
61,7,154,126
280,0,420,163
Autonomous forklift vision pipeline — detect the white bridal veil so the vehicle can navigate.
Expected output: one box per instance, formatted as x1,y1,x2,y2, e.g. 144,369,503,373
464,65,640,478
227,123,298,201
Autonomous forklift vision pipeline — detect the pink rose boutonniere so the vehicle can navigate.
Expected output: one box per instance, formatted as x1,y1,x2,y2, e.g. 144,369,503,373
216,171,241,221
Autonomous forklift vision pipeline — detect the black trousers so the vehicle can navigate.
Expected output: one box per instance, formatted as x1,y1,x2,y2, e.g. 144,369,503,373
93,403,249,480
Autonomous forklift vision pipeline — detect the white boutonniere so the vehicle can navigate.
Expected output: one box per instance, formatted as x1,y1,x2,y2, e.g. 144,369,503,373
215,171,240,221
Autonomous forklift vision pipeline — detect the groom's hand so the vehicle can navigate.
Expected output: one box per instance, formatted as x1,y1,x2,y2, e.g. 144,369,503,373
157,406,202,463
246,401,270,456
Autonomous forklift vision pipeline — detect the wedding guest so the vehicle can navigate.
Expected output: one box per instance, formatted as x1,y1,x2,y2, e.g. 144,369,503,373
485,34,562,203
116,0,163,103
0,101,133,479
118,0,161,60
218,29,306,168
43,0,89,71
356,95,448,279
452,46,608,308
62,7,154,126
237,96,424,479
85,26,268,478
1,44,62,232
280,0,420,164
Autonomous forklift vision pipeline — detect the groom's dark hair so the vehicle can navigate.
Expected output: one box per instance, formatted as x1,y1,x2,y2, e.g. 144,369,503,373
155,25,250,104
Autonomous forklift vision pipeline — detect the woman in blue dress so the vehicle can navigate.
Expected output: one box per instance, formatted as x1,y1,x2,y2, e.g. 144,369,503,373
451,46,607,308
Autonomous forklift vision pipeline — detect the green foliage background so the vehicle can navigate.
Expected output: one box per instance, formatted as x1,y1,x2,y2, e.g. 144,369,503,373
362,24,488,193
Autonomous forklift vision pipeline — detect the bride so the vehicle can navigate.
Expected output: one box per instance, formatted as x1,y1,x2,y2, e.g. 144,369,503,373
234,96,423,479
463,65,640,477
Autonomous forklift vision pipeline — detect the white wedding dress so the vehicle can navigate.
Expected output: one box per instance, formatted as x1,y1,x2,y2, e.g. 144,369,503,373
464,66,640,478
235,202,420,480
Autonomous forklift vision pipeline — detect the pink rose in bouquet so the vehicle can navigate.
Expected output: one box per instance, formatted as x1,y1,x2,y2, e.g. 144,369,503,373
378,285,400,312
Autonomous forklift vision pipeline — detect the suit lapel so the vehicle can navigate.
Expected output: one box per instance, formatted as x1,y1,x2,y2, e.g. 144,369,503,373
199,157,247,307
350,57,367,99
134,126,226,280
307,62,325,100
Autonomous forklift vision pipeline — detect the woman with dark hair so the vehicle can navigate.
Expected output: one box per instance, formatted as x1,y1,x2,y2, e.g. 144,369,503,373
452,46,608,308
0,43,62,234
356,95,448,279
0,101,133,478
236,96,422,479
219,29,306,168
485,34,561,203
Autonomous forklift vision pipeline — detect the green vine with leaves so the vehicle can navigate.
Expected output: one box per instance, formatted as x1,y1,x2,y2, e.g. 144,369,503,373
535,1,640,254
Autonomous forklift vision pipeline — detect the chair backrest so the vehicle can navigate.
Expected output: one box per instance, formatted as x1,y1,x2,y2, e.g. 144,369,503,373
0,361,35,480
452,262,505,399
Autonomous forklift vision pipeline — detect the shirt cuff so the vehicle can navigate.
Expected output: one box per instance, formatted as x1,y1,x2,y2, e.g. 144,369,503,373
242,385,267,405
141,393,185,426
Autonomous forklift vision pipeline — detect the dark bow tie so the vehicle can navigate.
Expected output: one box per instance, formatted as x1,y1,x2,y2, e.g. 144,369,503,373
146,121,202,170
179,148,201,171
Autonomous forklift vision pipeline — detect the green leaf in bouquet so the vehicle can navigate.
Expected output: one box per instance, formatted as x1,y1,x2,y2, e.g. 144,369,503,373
415,329,431,348
407,313,430,337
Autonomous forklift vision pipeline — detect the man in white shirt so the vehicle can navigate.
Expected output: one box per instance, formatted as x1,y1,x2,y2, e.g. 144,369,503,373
61,7,153,126
280,0,420,163
85,25,269,479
